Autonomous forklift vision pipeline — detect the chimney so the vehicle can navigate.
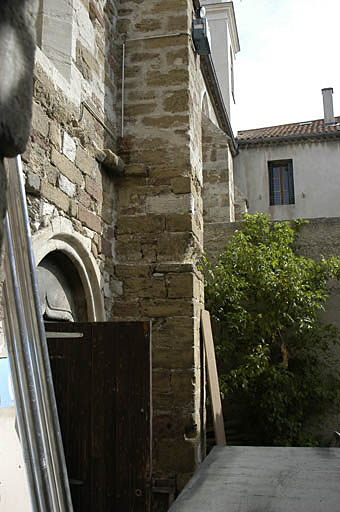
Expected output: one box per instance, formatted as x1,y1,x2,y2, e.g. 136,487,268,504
322,87,335,125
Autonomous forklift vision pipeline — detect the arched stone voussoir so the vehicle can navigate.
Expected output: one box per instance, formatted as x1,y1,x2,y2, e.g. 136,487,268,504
32,220,105,322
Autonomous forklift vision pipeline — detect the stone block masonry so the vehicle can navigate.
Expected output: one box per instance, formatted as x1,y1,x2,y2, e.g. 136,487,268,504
24,0,120,320
115,0,206,503
17,0,231,508
203,115,235,226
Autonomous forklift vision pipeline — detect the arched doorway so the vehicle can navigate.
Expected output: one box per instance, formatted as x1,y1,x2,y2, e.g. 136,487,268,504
32,219,105,321
37,250,88,322
33,221,152,511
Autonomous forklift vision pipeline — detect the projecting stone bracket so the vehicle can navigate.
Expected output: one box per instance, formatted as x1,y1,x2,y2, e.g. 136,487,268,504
95,148,125,176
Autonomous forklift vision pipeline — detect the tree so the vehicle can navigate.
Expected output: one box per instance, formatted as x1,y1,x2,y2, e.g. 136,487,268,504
204,213,340,446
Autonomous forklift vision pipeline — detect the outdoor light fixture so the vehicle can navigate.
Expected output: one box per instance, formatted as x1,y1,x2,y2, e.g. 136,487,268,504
200,6,206,17
192,12,211,56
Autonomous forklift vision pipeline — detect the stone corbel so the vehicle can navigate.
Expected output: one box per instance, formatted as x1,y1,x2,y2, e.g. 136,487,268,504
95,148,125,176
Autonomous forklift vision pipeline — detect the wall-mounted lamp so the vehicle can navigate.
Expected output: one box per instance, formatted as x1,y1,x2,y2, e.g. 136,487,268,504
192,14,211,56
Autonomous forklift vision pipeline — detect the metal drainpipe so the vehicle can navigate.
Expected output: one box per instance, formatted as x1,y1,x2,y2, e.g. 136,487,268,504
122,38,126,138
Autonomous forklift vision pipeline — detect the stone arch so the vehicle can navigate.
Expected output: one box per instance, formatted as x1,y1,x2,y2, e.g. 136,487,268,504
32,218,105,321
37,251,87,322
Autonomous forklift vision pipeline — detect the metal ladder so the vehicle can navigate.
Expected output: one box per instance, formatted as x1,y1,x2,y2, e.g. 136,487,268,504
3,156,73,511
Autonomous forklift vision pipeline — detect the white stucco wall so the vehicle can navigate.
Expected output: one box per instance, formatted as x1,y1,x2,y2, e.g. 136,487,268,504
0,408,32,511
235,139,340,220
0,357,32,511
202,0,240,132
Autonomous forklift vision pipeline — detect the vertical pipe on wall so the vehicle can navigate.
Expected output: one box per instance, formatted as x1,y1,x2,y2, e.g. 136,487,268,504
121,39,126,138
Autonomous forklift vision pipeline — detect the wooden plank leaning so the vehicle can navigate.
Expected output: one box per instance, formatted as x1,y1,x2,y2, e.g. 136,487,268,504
201,310,226,446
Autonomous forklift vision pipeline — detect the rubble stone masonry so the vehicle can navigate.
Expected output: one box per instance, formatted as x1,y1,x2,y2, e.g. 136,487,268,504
1,0,238,506
23,0,120,321
18,0,217,506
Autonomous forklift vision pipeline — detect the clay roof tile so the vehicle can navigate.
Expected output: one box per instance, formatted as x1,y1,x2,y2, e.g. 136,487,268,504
237,116,340,144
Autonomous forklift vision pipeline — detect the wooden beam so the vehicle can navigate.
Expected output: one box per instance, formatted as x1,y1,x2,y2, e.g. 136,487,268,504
201,310,226,446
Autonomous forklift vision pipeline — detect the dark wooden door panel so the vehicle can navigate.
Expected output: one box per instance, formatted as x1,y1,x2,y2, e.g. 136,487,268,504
108,323,152,512
46,321,151,512
48,324,92,510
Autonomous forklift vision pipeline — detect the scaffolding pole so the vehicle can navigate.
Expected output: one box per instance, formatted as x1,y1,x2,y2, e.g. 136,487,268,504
3,156,73,512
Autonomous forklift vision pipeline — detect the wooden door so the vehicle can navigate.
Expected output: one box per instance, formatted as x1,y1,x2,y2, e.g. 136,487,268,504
46,322,152,512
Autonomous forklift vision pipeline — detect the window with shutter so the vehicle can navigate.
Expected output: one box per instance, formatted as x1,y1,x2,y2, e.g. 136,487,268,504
268,160,295,205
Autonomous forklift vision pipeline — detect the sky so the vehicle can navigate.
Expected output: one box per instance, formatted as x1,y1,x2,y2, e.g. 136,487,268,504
232,0,340,132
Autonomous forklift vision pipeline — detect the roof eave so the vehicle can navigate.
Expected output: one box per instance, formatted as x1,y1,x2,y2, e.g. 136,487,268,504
237,131,340,147
201,53,238,155
202,1,240,53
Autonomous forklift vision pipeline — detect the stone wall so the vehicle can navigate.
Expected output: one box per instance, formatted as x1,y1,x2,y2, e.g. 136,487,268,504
24,61,118,314
0,0,237,506
23,0,121,319
18,0,234,506
203,114,235,228
205,216,340,264
114,0,206,498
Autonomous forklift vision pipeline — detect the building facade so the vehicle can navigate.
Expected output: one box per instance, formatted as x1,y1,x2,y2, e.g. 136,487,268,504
235,89,340,221
0,0,239,509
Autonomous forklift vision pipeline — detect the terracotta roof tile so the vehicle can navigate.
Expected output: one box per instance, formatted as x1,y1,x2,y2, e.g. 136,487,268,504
237,116,340,144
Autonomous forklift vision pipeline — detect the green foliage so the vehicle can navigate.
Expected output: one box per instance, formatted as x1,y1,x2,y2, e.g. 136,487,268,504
204,213,340,446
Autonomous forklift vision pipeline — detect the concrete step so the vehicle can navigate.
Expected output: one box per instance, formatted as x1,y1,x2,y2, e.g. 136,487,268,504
169,445,340,511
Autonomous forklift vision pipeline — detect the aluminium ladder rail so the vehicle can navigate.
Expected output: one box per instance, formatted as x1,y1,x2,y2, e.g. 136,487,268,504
3,156,73,511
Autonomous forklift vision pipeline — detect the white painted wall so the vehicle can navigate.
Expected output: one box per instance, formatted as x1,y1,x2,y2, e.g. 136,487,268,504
0,408,32,511
0,355,32,511
235,140,340,220
202,1,240,132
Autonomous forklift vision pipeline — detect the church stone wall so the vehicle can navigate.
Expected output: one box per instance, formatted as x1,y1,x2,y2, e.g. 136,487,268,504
114,0,206,497
0,0,237,506
16,0,227,506
22,0,121,319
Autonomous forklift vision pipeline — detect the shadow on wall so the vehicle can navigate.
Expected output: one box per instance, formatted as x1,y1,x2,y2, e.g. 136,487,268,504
0,0,38,262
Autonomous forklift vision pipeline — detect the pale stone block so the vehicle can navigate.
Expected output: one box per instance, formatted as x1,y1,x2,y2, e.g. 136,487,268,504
83,227,95,240
41,181,70,212
146,193,191,215
74,0,95,53
62,131,76,162
49,121,61,150
26,171,41,196
40,15,72,79
59,173,76,197
110,279,123,297
103,281,111,297
51,216,73,237
41,201,56,218
40,0,73,17
32,102,49,137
